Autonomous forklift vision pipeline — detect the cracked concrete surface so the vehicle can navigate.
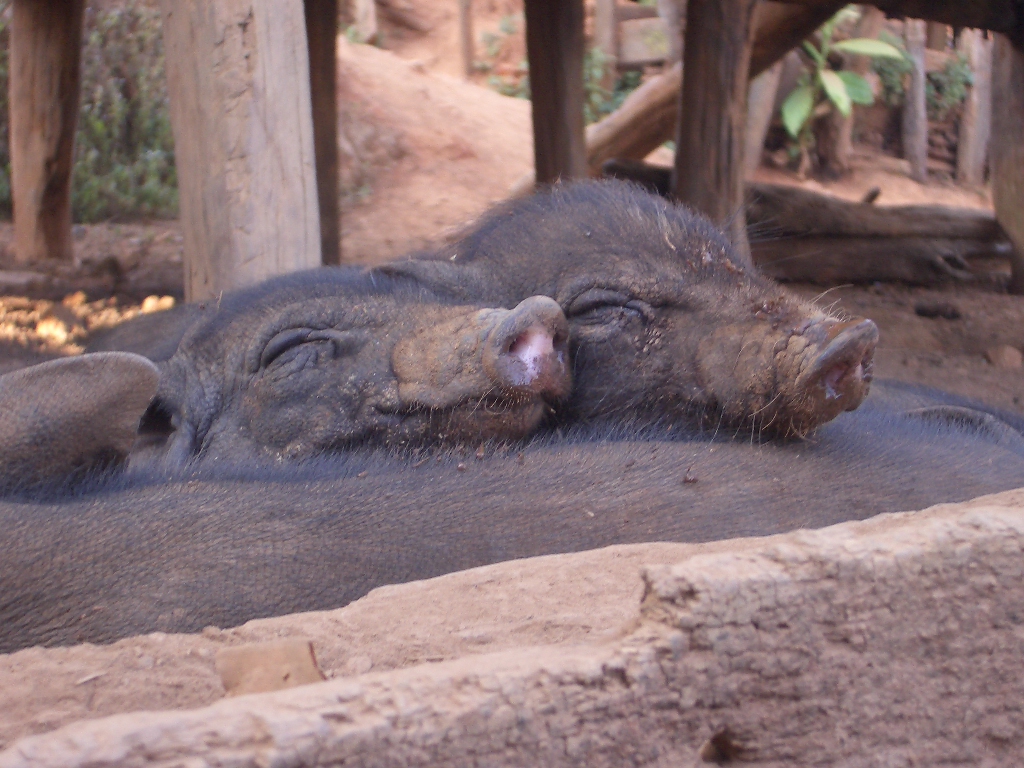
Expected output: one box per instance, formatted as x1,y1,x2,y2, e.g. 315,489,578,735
2,490,1024,766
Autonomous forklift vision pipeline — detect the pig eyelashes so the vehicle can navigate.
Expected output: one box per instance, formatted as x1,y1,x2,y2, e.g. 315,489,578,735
259,327,368,369
565,288,654,325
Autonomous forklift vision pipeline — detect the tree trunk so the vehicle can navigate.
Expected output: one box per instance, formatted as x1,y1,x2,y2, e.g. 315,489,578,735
524,0,586,184
956,29,993,187
674,0,759,266
161,0,322,301
991,34,1024,295
743,60,783,178
902,19,929,183
834,6,887,173
9,0,85,264
305,0,340,266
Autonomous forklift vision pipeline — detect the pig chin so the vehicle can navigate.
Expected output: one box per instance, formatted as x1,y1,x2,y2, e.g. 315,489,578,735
383,395,550,446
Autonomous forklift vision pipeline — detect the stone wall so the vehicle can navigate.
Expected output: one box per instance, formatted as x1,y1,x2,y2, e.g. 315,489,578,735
2,491,1024,767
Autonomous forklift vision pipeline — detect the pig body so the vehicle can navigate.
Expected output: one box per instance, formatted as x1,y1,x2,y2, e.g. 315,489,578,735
2,399,1023,653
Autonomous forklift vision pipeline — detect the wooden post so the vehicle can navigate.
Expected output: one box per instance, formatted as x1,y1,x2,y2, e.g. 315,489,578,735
991,34,1024,295
956,29,993,187
657,0,685,66
902,19,929,183
743,60,783,178
458,0,473,79
674,0,759,266
305,0,340,266
835,6,886,173
594,0,617,67
926,21,948,51
9,0,85,264
161,0,322,301
524,0,586,184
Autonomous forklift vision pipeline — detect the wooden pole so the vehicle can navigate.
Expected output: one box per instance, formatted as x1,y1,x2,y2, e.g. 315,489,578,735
956,29,993,187
161,0,322,301
991,34,1024,295
524,0,586,183
743,60,783,178
304,0,340,266
902,19,929,183
674,0,759,266
9,0,85,264
925,21,948,51
594,0,617,66
834,6,886,173
458,0,473,79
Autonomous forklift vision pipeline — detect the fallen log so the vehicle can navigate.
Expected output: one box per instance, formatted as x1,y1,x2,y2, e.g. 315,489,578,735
745,182,1002,240
751,236,1009,286
601,159,1009,286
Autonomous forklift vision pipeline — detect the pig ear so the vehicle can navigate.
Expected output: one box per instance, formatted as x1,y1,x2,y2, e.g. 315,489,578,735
373,259,487,297
904,406,1024,450
0,352,160,489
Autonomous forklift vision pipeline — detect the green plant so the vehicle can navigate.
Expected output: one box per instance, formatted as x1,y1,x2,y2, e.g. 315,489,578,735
72,1,177,222
780,7,903,172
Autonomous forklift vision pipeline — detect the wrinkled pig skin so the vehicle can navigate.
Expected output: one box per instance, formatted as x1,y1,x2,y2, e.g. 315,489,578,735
381,181,878,438
2,399,1023,652
147,270,570,463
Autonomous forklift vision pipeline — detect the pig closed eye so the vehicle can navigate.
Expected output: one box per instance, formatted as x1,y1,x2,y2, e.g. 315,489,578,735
566,289,653,325
260,328,367,369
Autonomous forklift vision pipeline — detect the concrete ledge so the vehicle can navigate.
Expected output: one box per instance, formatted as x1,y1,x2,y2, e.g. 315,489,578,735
3,491,1024,766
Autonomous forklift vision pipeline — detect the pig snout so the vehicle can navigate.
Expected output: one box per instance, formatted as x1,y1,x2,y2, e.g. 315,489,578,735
485,296,571,401
797,318,878,413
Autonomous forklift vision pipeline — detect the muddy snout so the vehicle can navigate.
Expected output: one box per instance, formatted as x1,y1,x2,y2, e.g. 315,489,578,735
484,296,571,400
797,317,878,414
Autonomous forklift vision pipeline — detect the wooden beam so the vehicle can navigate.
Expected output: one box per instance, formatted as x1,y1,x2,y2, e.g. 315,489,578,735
161,0,322,301
991,34,1024,294
523,0,586,183
750,0,847,76
771,0,1024,45
674,0,759,265
9,0,85,264
902,19,928,183
305,0,340,266
956,29,993,187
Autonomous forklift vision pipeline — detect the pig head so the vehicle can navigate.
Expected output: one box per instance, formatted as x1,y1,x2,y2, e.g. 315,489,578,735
150,273,570,463
381,181,877,438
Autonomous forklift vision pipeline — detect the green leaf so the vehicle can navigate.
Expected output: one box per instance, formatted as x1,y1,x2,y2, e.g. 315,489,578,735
838,71,873,105
802,41,825,67
781,84,814,138
820,69,852,116
833,38,905,59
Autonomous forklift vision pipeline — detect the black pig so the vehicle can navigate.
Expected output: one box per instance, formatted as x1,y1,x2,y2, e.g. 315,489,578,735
142,270,571,464
382,181,879,438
